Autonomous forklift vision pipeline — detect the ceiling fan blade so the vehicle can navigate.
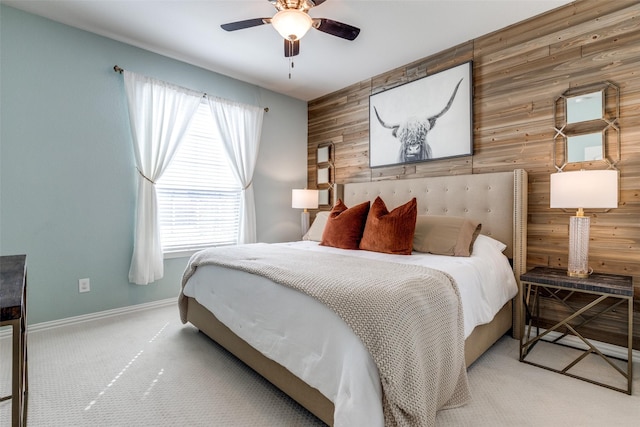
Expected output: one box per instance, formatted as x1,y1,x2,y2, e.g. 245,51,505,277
221,18,269,32
284,39,300,57
310,0,327,6
313,18,360,41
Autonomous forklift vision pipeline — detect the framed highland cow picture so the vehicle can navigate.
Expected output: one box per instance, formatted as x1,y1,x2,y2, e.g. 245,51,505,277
369,61,473,168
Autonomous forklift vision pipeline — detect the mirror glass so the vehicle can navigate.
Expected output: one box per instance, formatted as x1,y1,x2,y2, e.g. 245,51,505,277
566,90,603,124
317,167,329,185
317,146,330,164
318,189,330,206
567,132,603,163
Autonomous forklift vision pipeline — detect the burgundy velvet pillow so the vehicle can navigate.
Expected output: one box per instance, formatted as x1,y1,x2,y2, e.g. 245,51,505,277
359,197,418,255
320,199,371,250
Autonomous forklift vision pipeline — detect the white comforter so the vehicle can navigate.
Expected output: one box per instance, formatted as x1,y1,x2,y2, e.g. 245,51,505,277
181,235,517,426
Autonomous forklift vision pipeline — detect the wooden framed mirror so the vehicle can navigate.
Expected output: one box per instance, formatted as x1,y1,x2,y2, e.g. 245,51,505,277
553,82,619,171
316,142,334,207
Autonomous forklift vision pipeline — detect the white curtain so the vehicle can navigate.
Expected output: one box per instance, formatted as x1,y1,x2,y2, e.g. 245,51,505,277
207,97,264,244
124,71,203,285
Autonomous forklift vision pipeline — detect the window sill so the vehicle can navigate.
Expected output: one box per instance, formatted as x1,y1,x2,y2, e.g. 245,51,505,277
163,243,236,260
163,250,198,259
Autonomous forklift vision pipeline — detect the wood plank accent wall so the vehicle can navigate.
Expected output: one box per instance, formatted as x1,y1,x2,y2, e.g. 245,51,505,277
307,0,640,350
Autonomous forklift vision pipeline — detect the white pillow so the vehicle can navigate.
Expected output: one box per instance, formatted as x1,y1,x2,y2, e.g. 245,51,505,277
472,234,507,253
302,211,330,241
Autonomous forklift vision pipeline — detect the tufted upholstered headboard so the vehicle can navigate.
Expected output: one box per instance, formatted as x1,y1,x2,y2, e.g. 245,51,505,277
337,169,528,335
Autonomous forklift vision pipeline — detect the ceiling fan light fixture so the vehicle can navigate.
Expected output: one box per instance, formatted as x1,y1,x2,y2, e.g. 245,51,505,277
271,9,313,41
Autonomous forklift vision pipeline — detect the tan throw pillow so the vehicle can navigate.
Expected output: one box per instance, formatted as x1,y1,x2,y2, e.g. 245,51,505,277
413,215,481,257
320,200,370,250
359,197,417,255
303,211,330,242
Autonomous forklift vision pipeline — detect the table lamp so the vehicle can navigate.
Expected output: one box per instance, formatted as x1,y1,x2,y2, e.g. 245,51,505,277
550,169,618,278
292,189,319,236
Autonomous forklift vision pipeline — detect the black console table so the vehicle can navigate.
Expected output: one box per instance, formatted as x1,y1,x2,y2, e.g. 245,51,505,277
1,255,28,426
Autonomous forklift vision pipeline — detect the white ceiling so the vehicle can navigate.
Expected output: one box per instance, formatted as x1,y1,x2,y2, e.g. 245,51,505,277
3,0,572,101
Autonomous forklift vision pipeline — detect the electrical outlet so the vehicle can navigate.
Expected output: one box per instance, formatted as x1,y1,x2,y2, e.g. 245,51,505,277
79,278,91,293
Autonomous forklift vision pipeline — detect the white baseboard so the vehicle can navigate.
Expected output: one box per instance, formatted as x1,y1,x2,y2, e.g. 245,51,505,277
0,298,175,338
531,328,640,364
5,301,639,366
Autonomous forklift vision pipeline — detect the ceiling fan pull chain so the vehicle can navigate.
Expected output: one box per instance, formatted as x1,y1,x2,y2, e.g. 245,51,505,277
288,43,293,79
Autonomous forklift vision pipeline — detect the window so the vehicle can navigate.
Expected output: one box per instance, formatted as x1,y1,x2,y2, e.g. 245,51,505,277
157,101,241,257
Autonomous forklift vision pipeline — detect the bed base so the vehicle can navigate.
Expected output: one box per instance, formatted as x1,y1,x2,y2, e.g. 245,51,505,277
184,169,527,425
185,296,512,426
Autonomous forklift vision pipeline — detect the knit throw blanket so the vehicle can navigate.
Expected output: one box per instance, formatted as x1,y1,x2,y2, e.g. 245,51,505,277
179,243,470,426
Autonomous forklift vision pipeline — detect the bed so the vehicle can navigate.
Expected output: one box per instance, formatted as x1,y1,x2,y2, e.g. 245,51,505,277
179,169,528,426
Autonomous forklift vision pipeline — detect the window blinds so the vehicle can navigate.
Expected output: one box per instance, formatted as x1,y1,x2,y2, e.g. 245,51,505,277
157,101,241,255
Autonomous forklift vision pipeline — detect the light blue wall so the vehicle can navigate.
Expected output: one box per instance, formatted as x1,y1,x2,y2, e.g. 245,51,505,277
0,5,308,324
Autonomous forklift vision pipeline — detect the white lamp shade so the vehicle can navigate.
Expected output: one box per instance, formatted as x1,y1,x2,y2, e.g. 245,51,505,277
292,189,319,209
271,9,313,41
550,169,618,209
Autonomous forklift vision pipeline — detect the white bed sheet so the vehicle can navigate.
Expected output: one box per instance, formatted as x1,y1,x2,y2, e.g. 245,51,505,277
182,235,517,427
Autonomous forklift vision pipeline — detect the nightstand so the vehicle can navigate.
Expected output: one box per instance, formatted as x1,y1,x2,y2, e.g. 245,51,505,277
519,266,633,394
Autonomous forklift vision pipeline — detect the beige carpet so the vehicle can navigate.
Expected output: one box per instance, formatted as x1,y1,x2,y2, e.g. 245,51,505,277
1,303,639,426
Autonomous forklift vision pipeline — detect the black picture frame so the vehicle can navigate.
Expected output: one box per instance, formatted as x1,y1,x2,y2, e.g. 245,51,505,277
369,61,473,168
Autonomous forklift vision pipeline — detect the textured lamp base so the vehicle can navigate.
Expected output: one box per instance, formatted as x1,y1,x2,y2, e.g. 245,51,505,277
300,210,310,237
568,215,590,278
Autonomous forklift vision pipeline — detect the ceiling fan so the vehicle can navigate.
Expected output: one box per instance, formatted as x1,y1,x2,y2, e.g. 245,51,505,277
221,0,360,58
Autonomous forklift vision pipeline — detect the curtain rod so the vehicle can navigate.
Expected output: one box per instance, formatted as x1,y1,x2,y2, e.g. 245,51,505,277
113,65,269,112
